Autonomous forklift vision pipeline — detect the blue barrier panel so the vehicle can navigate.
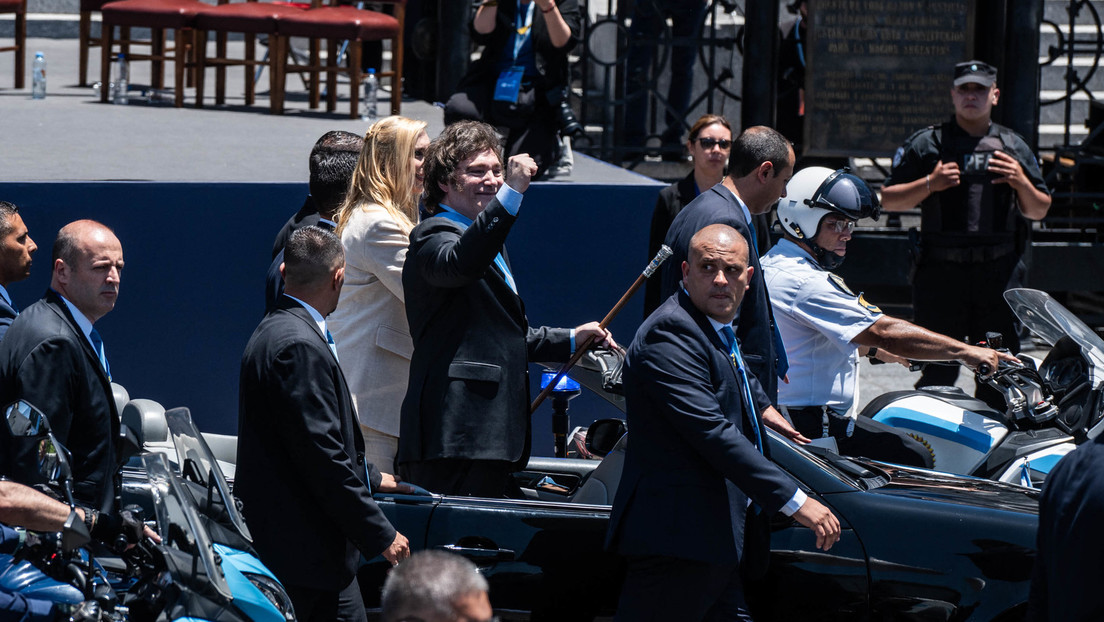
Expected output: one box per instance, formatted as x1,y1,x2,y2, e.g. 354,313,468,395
0,182,661,455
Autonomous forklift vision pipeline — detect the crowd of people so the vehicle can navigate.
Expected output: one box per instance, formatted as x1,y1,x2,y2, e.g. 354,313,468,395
0,55,1095,621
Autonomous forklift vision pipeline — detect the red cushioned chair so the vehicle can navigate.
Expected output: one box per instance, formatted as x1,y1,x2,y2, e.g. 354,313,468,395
0,0,26,88
271,0,403,118
100,0,206,107
192,0,306,110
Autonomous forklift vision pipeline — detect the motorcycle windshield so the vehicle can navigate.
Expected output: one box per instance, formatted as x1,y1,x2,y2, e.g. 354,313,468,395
141,453,233,601
1005,288,1104,372
163,407,251,543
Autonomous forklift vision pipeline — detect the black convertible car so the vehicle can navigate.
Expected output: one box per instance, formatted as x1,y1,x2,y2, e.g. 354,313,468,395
114,351,1039,621
355,352,1039,622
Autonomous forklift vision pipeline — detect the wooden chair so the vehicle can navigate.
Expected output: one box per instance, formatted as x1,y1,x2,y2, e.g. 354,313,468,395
100,0,205,107
79,0,114,86
192,0,306,110
271,0,403,118
0,0,26,88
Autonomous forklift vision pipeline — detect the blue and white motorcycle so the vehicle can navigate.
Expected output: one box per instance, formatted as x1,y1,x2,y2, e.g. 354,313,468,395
863,288,1104,488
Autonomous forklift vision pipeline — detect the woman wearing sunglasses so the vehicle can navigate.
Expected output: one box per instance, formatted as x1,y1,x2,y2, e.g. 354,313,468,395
643,114,733,316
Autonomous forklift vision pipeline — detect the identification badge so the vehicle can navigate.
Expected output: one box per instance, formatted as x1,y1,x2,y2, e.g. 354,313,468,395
494,67,524,103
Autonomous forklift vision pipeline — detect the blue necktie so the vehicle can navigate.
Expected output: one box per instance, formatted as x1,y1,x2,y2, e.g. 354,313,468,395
433,210,518,294
774,324,789,379
721,326,763,454
325,328,340,362
89,328,111,380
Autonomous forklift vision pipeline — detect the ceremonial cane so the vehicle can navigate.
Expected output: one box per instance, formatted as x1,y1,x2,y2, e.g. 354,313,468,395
530,245,673,416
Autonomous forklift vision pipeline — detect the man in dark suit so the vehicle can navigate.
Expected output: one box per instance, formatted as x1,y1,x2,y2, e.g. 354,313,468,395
238,226,410,622
265,131,363,310
661,126,794,406
1029,433,1104,621
0,201,38,342
398,121,613,497
0,220,123,513
608,224,840,621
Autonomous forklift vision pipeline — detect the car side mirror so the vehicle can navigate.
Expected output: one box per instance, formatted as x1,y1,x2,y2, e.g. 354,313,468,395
585,418,626,457
4,400,49,437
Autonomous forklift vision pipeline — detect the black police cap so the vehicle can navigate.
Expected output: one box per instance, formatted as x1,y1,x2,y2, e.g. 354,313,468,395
954,60,997,87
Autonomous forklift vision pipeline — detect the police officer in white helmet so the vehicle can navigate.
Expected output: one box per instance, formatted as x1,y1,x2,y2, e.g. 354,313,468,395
762,167,1017,465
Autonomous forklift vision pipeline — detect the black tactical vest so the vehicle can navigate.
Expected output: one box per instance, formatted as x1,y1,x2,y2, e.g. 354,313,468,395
923,122,1021,243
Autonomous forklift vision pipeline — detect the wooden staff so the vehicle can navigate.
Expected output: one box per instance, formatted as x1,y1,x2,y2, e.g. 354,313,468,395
530,245,673,414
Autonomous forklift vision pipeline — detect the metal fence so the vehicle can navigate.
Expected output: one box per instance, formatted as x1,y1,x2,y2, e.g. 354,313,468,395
570,0,748,166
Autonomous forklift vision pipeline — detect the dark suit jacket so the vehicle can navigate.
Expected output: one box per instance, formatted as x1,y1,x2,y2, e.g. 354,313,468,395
235,296,396,590
1029,433,1104,621
270,195,319,259
398,198,571,468
0,290,119,512
644,173,698,318
660,183,782,406
607,291,798,571
0,295,16,342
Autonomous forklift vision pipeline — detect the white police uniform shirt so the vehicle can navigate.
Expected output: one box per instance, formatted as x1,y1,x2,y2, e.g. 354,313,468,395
761,238,882,414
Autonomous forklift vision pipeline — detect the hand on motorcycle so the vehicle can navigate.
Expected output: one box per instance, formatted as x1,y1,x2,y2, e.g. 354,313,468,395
791,498,841,551
377,472,415,495
762,406,811,445
963,345,1020,374
56,599,102,622
382,531,410,566
89,507,160,550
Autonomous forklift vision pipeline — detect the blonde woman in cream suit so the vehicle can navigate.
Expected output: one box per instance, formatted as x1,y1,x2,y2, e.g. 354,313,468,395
329,116,430,473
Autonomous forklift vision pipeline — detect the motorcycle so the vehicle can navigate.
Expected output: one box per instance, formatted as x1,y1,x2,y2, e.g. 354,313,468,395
3,399,294,621
863,287,1104,487
120,406,295,622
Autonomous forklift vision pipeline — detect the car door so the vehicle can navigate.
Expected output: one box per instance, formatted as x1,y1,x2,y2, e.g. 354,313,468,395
423,495,621,621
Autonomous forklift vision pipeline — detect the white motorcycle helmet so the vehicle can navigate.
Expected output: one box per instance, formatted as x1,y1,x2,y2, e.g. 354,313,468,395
776,166,881,269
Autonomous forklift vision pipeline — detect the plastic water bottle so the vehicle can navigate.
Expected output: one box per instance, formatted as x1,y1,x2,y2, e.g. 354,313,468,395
31,52,46,99
111,53,129,105
361,68,378,122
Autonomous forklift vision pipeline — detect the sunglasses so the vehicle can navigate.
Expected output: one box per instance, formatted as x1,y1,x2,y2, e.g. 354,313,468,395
823,219,857,233
695,137,732,150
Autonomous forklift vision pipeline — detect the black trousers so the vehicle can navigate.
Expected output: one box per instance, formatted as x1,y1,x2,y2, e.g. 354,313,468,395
913,252,1022,400
443,83,560,180
284,575,366,622
614,555,753,622
787,406,934,468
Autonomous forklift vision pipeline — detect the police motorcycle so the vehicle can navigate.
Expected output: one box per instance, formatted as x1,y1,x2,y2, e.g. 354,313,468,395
118,404,295,622
4,399,294,621
1,400,112,620
863,288,1104,488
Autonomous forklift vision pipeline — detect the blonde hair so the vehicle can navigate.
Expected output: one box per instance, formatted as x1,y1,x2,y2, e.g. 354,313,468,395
335,116,428,236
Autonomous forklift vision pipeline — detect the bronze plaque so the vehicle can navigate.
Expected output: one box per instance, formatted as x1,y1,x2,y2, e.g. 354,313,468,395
804,0,974,157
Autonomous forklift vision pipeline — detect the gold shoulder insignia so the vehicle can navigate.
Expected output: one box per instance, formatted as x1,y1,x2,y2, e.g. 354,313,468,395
827,273,854,296
857,293,882,314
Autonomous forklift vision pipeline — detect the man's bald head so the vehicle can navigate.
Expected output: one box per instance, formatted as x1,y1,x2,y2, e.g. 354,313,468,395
683,224,752,323
51,220,124,324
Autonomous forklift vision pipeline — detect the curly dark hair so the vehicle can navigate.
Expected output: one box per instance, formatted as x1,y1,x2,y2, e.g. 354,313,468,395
422,121,502,214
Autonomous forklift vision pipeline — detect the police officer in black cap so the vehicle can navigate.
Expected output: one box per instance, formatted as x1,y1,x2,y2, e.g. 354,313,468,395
881,60,1051,395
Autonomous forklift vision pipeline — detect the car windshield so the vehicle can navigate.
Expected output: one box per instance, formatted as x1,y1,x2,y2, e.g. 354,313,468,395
141,452,233,600
163,407,251,543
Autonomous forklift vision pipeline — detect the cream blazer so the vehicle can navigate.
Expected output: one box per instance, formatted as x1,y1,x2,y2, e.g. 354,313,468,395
328,202,413,437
